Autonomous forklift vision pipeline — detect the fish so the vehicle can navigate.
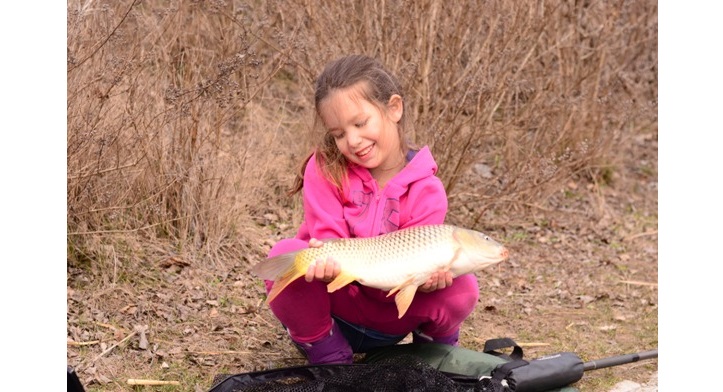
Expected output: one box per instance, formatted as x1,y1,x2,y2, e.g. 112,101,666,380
251,224,510,318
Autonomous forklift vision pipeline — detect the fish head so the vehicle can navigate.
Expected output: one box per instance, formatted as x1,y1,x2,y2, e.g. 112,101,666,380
452,228,510,272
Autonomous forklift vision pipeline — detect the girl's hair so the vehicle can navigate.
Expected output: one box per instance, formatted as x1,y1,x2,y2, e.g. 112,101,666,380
289,54,413,196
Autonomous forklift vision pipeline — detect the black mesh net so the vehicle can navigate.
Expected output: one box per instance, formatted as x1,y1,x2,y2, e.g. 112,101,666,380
208,354,497,392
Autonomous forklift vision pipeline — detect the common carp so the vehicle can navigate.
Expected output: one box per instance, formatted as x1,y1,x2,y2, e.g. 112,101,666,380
251,224,510,318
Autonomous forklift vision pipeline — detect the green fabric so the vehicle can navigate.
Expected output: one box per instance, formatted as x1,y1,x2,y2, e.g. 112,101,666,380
364,343,507,377
363,343,580,392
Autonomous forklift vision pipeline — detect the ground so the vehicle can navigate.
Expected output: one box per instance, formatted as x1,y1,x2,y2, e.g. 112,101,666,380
67,132,657,392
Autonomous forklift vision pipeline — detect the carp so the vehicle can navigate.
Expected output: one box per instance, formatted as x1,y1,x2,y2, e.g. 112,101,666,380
251,224,510,318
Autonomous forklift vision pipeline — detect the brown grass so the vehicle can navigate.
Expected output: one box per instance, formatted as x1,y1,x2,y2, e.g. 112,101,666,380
67,1,657,391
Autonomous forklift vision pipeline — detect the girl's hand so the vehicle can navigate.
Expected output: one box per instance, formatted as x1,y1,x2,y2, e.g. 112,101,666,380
308,238,325,248
305,238,341,282
419,270,454,292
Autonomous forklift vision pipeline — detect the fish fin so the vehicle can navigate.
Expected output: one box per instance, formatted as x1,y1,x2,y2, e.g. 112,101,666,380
386,276,415,297
387,278,414,298
251,252,305,304
251,252,298,280
326,271,357,293
394,284,418,319
265,265,306,304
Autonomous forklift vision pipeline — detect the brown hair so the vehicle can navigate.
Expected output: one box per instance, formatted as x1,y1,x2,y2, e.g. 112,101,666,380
290,54,413,195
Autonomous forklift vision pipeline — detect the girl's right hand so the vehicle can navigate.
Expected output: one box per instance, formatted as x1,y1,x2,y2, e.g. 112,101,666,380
305,238,341,282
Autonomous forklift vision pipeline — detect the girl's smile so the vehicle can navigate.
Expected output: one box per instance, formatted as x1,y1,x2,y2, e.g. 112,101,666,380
356,144,373,158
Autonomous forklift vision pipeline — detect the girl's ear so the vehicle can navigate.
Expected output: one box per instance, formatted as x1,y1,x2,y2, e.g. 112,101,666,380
387,94,404,123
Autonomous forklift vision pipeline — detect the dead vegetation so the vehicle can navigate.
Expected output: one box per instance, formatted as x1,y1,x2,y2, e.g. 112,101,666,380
67,1,657,391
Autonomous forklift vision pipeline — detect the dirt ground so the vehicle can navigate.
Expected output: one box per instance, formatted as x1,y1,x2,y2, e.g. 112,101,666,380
67,131,658,391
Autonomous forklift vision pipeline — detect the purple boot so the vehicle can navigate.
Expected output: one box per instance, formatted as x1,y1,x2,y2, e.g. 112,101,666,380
293,320,354,364
413,329,460,346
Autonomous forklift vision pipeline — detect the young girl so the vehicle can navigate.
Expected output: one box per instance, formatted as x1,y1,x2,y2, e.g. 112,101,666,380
262,54,480,364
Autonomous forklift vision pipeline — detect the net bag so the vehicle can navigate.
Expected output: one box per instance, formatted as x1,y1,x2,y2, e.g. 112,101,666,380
208,354,479,392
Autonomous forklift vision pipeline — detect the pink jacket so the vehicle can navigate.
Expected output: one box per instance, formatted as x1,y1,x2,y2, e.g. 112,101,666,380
296,146,448,241
294,146,448,302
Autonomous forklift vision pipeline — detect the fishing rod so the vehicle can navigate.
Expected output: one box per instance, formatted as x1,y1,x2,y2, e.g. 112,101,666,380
584,349,658,371
481,348,659,392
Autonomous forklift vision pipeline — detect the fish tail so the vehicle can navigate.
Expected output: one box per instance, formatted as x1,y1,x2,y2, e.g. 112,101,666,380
251,252,306,303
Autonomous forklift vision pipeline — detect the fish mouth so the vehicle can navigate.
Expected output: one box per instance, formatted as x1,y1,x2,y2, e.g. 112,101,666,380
500,247,510,260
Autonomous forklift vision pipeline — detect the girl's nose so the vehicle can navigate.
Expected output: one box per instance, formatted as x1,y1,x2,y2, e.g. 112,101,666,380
346,129,362,148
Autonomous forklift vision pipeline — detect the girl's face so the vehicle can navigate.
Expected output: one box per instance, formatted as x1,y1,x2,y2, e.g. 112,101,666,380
319,82,405,182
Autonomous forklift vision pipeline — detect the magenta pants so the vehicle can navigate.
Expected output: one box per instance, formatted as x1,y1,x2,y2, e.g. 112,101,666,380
264,238,480,344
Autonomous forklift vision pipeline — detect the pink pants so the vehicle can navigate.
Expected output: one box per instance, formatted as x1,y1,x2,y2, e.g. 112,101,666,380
264,238,480,344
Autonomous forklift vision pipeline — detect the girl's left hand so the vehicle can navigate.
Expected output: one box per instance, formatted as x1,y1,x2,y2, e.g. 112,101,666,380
419,270,454,292
305,238,341,283
305,256,341,283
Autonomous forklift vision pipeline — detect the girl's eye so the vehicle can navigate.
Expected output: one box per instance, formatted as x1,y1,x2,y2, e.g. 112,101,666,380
330,131,344,140
355,120,368,128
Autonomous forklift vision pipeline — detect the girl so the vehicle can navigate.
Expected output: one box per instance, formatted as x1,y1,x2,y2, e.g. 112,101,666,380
262,54,480,364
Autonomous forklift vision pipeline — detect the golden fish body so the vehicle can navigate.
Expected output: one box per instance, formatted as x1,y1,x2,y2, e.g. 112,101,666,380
251,224,510,318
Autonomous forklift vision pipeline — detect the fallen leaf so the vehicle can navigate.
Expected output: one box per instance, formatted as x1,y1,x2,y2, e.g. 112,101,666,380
138,329,149,350
160,256,191,269
120,305,137,315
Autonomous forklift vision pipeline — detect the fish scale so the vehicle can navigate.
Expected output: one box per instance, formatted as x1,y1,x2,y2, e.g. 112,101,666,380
299,226,457,289
251,224,509,318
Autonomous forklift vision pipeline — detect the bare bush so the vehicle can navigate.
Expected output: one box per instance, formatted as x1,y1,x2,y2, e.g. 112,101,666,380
271,0,657,226
67,1,301,271
67,0,656,264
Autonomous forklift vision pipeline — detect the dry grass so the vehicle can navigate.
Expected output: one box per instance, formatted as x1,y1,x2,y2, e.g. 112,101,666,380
67,1,657,391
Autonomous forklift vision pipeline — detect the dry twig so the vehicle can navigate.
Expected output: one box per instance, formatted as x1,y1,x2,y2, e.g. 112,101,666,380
127,379,181,386
91,330,138,364
620,280,658,287
67,340,101,346
188,350,253,355
623,230,658,242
